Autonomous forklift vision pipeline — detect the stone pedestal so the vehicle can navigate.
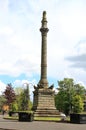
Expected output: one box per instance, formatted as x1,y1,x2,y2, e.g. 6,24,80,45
33,88,59,117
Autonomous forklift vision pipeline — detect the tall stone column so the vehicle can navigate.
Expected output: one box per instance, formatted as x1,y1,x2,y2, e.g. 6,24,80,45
39,11,49,88
33,11,60,118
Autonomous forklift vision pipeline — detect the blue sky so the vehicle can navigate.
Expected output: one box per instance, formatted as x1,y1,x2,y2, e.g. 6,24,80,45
0,0,86,100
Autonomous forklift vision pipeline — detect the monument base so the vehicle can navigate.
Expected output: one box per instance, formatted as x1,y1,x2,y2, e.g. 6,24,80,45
33,87,60,118
34,108,60,118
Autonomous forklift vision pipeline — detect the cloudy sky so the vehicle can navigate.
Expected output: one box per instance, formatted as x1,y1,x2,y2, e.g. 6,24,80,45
0,0,86,99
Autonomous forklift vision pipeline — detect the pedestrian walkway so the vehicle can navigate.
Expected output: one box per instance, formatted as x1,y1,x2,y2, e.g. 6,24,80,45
0,115,86,130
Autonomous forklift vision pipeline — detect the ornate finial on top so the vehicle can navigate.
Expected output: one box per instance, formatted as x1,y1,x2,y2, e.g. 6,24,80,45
41,11,48,29
43,11,46,14
43,11,46,20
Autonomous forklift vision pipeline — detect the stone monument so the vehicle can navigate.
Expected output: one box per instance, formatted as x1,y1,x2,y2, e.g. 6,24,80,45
33,11,59,117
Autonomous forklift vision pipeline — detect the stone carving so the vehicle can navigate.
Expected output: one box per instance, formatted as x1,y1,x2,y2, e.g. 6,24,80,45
49,84,54,90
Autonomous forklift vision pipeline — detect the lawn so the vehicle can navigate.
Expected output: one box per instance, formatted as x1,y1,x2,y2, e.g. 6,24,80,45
34,116,62,121
3,114,70,122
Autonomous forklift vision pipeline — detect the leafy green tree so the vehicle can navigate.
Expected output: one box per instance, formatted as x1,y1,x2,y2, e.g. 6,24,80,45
19,89,28,111
74,84,85,98
55,78,85,115
55,78,75,115
13,86,32,111
0,95,6,111
17,88,28,111
55,88,67,112
72,95,84,113
9,87,23,111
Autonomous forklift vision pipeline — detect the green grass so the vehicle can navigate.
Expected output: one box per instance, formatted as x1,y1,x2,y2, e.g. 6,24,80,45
4,115,62,121
66,116,70,121
3,114,70,122
34,117,63,121
3,115,18,120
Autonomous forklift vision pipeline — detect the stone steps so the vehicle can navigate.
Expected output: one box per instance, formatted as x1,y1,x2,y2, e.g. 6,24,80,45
34,108,60,117
34,114,61,117
34,111,59,113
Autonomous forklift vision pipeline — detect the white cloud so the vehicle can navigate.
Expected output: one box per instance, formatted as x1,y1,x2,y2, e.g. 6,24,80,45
76,40,86,55
0,0,9,13
0,0,86,89
0,81,6,95
66,38,86,72
13,79,37,101
0,26,13,35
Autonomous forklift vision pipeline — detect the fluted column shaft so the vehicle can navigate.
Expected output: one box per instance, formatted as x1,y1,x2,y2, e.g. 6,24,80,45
39,11,49,88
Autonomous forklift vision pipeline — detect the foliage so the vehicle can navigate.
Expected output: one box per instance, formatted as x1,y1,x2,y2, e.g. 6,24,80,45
72,95,84,113
11,100,19,111
18,89,29,111
14,87,24,95
0,95,6,111
11,86,32,111
55,78,85,115
3,83,16,109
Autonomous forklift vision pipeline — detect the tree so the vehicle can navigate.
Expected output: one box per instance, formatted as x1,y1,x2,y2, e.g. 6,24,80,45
55,78,75,115
0,95,6,111
72,95,84,113
12,86,32,111
18,87,30,111
9,87,23,111
3,83,16,109
74,84,85,98
55,78,85,115
14,87,24,95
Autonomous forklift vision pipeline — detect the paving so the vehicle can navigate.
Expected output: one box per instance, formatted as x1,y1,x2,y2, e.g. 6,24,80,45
0,115,86,130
